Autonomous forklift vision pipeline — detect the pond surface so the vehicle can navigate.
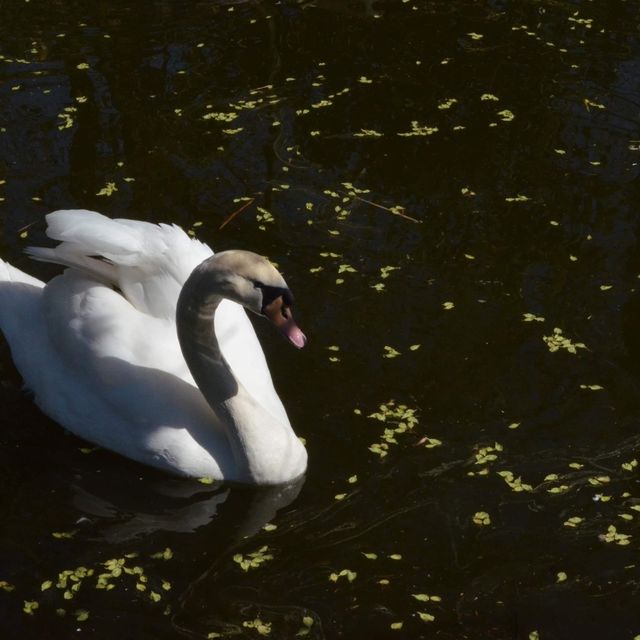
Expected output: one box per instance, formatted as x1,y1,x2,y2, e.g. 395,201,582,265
1,1,640,638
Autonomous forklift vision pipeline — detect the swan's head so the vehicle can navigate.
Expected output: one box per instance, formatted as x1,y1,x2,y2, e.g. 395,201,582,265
203,250,307,349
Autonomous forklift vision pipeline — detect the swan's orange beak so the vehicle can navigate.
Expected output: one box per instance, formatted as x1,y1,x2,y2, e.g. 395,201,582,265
263,296,307,348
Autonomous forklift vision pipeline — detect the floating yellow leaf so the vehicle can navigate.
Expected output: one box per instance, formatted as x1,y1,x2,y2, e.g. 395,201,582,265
497,109,515,122
563,516,584,528
473,511,491,526
418,612,435,622
242,618,272,636
151,547,173,560
96,182,117,197
584,98,605,110
23,600,39,615
547,485,569,494
52,531,76,539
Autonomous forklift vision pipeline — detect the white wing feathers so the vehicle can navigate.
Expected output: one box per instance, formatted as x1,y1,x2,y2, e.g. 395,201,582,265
26,209,213,318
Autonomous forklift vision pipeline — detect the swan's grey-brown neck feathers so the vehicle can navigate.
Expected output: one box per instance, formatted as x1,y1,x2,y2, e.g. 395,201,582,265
175,251,306,484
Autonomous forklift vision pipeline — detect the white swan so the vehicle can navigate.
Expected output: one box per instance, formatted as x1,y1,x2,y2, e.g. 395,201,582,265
0,210,308,485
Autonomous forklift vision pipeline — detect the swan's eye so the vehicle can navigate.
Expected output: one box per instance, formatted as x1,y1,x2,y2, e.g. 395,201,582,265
253,280,265,289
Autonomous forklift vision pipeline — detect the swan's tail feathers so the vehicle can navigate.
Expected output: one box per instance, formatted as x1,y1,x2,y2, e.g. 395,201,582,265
0,260,45,339
0,258,44,288
25,246,117,286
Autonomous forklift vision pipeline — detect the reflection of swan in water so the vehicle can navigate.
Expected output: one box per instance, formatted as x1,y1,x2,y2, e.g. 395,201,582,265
71,472,305,543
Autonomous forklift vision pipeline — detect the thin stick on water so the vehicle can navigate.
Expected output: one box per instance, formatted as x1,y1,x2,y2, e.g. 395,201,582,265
218,198,256,230
353,196,421,223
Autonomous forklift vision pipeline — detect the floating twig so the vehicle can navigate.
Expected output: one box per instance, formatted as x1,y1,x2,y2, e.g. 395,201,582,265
354,196,421,223
16,221,38,235
218,197,256,230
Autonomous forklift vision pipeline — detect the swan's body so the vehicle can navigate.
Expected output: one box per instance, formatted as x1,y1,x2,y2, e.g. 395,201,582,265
0,210,307,485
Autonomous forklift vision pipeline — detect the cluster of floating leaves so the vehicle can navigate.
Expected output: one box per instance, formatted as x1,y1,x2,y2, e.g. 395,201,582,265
362,400,441,458
56,106,77,131
15,547,174,622
542,327,587,354
497,470,534,493
467,442,503,477
232,545,274,572
599,525,632,546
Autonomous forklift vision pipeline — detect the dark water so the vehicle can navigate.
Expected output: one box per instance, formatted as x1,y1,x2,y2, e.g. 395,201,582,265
1,1,640,638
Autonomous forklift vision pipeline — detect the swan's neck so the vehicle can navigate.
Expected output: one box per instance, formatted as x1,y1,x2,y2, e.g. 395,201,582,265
176,280,237,404
176,261,306,484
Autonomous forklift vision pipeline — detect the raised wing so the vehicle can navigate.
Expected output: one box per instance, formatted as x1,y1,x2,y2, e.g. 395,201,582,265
27,209,213,318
